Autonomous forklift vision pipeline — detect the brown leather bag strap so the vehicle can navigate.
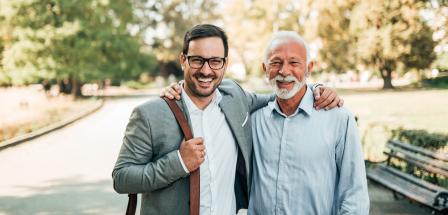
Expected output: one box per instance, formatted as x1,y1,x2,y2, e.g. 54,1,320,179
163,97,193,140
163,97,200,215
125,98,200,215
126,194,137,215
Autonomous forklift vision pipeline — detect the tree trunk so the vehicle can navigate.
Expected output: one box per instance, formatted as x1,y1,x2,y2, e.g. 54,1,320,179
70,78,83,99
380,70,394,89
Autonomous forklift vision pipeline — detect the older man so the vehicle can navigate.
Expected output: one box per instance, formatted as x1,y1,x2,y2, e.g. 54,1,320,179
113,24,342,215
248,31,369,214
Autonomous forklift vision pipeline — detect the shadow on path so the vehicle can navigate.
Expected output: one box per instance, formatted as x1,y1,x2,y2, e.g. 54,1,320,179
0,177,127,215
369,180,433,215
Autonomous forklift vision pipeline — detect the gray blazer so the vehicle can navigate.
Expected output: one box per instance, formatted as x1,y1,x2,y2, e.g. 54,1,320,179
112,79,271,215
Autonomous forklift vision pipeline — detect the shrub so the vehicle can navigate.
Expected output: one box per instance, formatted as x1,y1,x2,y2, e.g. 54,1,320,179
422,75,448,88
391,128,448,151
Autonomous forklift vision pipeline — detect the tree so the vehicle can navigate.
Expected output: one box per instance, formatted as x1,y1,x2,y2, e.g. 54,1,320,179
316,0,359,73
350,0,436,89
223,0,314,77
133,0,220,77
1,0,155,96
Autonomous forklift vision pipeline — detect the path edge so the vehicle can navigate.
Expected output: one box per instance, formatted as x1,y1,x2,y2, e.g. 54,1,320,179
0,98,105,150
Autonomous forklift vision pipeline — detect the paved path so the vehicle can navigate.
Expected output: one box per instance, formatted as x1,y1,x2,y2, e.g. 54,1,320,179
0,97,149,215
0,96,433,214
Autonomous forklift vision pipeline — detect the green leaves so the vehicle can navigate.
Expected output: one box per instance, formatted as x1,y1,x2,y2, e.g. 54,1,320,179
317,0,436,88
0,0,155,88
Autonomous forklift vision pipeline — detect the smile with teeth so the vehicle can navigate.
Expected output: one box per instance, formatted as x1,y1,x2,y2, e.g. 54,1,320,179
198,77,213,83
277,80,294,86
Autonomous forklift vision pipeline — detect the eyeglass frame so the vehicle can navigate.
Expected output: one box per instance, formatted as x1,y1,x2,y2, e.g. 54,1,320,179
185,55,227,70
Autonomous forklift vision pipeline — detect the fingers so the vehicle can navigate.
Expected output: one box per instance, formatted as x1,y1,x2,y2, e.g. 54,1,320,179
338,98,344,107
189,137,203,145
325,97,339,110
180,137,206,172
319,91,336,110
314,88,331,108
160,83,182,100
195,144,205,151
173,83,182,93
198,149,206,158
313,85,321,101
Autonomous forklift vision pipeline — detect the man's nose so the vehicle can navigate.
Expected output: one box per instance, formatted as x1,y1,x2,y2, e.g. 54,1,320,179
278,64,290,76
199,61,213,75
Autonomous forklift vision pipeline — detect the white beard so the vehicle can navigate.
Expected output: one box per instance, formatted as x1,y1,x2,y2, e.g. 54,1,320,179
269,74,307,99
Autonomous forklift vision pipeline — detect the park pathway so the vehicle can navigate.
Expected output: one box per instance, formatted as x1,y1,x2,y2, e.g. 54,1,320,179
0,96,149,215
0,96,433,215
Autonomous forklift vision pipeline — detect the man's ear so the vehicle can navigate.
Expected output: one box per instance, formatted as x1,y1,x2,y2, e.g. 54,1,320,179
223,57,229,70
307,61,314,77
262,62,267,73
179,53,186,70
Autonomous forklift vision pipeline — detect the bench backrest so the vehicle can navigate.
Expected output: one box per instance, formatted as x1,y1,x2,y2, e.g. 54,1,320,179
385,140,448,178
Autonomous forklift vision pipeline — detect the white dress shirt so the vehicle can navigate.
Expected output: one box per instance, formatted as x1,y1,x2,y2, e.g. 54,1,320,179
177,89,238,215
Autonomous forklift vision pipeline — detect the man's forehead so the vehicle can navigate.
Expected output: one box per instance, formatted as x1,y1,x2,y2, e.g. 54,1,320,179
187,37,225,57
268,40,306,59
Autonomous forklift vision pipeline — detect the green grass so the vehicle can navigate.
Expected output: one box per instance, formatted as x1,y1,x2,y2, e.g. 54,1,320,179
341,88,448,161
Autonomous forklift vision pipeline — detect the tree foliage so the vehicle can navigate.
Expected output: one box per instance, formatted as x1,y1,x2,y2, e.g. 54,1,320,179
0,0,156,94
316,0,436,88
223,0,314,76
133,0,220,76
316,0,358,73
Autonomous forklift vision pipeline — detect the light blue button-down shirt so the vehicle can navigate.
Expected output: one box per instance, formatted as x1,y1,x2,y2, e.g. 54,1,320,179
248,86,369,215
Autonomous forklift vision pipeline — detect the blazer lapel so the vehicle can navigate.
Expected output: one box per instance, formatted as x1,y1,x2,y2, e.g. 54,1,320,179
219,95,249,160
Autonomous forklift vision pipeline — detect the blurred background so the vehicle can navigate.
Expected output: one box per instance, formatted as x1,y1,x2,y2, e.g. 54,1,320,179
0,0,447,214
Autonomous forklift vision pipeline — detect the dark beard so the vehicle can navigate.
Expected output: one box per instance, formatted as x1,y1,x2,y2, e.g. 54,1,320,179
185,77,218,98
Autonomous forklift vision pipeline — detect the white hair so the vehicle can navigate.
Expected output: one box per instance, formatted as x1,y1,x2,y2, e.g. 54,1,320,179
263,31,311,65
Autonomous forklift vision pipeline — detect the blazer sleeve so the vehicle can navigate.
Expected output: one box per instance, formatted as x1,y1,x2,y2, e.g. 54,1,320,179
112,106,188,194
229,80,274,113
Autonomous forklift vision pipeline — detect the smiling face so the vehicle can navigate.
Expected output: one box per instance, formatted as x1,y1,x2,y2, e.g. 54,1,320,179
263,39,312,99
180,36,227,99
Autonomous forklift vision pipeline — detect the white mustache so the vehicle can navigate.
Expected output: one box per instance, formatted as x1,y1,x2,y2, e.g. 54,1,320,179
272,75,298,82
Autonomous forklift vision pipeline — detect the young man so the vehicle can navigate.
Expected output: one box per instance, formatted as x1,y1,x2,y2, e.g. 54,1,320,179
113,24,341,214
248,31,369,214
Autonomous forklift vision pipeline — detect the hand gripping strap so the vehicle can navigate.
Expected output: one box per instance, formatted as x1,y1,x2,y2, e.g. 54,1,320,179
125,98,200,215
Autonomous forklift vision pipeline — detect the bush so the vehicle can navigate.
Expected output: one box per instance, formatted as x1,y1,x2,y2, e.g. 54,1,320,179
422,75,448,88
123,80,149,89
391,128,448,150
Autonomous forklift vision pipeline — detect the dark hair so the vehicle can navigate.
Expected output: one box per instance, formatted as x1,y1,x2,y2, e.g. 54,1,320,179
182,24,228,57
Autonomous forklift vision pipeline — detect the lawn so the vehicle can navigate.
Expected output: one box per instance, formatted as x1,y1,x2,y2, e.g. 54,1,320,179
341,88,448,161
0,86,102,142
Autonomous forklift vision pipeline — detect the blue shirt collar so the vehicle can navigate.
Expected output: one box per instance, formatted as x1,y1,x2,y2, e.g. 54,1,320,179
268,85,314,118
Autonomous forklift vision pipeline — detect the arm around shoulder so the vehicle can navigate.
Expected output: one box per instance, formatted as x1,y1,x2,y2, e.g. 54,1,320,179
225,79,273,112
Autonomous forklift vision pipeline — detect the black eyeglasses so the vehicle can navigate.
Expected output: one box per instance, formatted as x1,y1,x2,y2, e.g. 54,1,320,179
186,55,226,70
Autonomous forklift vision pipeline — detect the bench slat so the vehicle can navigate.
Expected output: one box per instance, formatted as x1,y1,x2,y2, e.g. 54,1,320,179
386,144,448,172
389,140,448,162
382,165,447,193
367,165,436,209
385,151,448,178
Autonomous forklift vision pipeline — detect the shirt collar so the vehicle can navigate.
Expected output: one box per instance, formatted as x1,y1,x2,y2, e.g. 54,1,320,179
181,87,222,114
268,85,314,118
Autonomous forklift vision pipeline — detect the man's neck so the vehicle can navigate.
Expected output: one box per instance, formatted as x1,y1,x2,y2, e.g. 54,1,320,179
277,86,307,116
184,86,215,110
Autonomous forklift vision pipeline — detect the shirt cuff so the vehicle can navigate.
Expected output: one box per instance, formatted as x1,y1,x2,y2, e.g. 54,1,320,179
177,150,190,174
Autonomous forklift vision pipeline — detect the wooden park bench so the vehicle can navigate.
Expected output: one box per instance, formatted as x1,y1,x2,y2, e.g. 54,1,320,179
367,139,448,213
